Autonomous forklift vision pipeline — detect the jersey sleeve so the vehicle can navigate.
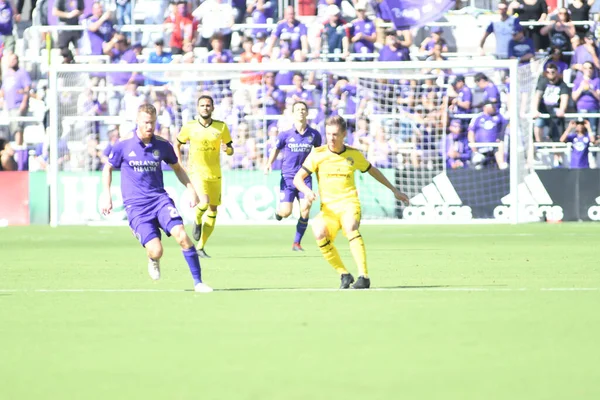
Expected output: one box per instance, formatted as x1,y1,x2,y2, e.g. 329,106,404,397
302,149,318,174
221,123,233,145
107,141,124,169
486,22,494,34
177,124,190,144
275,131,287,150
353,150,371,173
163,142,179,165
313,131,323,147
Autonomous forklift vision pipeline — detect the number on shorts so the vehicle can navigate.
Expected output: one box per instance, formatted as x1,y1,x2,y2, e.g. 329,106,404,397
168,206,180,218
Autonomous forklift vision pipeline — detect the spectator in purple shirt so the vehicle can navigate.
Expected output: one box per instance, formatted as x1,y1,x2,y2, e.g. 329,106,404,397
508,25,535,65
80,2,114,56
247,0,273,38
468,100,508,169
103,33,141,87
572,61,600,133
255,71,285,115
206,34,234,64
100,103,211,292
378,30,410,62
286,73,313,108
0,0,15,54
52,0,85,50
571,31,600,79
349,1,376,61
265,6,309,58
473,73,501,110
560,118,595,168
0,54,32,139
543,47,569,77
419,26,448,57
440,119,471,169
449,75,472,116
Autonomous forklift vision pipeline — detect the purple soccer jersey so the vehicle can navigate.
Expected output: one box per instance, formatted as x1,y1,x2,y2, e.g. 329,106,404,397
483,82,500,104
351,19,376,54
82,15,114,55
440,133,472,169
108,48,138,86
1,68,32,110
107,134,183,245
566,133,591,168
276,125,322,202
378,45,409,61
456,86,472,114
272,20,307,53
468,112,507,143
573,76,600,111
256,86,285,115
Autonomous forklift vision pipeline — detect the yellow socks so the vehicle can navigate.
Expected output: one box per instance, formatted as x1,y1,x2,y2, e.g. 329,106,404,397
195,204,208,225
317,237,348,275
348,230,368,277
199,210,217,249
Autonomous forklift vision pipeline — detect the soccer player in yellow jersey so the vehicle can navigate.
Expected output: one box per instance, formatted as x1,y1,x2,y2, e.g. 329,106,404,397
293,116,409,289
175,95,234,258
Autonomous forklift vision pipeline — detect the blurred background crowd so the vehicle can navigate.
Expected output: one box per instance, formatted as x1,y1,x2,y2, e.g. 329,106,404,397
0,0,599,173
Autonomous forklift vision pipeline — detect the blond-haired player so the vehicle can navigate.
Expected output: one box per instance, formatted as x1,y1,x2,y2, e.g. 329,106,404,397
175,95,234,258
293,116,409,289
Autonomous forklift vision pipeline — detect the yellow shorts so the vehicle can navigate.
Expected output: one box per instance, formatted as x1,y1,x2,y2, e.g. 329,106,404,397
314,203,361,242
190,175,222,206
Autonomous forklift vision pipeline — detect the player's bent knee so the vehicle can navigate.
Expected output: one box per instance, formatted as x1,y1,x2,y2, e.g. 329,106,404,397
145,240,163,260
311,222,327,240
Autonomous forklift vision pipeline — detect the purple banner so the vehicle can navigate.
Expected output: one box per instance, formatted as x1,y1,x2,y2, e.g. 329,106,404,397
384,0,455,30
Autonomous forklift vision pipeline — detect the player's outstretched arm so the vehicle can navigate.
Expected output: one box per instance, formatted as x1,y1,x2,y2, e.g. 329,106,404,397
367,166,410,205
293,167,317,203
100,163,113,215
264,148,280,174
171,162,200,208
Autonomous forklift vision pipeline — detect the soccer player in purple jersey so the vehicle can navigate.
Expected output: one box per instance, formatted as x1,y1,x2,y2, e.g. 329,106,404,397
264,101,322,251
100,104,213,293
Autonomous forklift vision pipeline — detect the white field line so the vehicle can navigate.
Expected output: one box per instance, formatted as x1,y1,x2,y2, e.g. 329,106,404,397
0,287,598,293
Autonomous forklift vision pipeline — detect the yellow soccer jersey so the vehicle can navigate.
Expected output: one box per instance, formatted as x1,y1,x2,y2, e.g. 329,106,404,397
177,118,232,180
302,145,371,207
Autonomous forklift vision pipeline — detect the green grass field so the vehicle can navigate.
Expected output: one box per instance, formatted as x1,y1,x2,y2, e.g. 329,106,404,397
1,223,599,400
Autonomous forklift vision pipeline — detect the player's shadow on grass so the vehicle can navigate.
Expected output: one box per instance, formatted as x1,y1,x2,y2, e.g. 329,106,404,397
214,285,448,292
225,255,323,259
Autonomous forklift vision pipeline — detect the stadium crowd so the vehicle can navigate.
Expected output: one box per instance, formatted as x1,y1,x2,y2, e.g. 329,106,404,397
1,0,600,172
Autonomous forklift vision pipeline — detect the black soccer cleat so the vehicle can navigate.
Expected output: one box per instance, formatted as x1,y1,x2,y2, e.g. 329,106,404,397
275,213,283,221
352,276,371,289
340,273,355,289
192,221,202,242
197,248,211,259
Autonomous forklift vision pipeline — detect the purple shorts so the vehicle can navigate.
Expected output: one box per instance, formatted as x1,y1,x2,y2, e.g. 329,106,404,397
126,197,183,246
280,176,311,203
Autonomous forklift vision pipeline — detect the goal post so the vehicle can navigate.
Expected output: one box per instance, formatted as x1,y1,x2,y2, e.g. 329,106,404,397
47,59,530,226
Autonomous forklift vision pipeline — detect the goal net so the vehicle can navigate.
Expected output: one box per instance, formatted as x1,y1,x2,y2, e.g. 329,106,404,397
47,60,529,226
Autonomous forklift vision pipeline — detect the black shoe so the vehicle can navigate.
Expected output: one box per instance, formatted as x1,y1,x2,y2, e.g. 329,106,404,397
352,276,371,289
197,248,211,258
275,213,283,221
193,221,202,241
340,273,354,289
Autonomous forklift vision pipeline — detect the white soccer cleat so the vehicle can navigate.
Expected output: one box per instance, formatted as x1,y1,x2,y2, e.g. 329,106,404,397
147,258,161,281
194,282,213,293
